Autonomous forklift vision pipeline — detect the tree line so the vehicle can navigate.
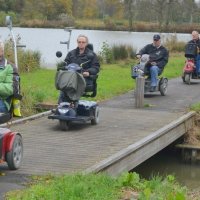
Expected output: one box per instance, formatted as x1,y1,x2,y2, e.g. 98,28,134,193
0,0,200,32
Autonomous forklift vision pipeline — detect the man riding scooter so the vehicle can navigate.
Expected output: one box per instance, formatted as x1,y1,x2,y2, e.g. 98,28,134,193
49,34,100,130
136,34,169,92
187,30,200,77
57,34,100,104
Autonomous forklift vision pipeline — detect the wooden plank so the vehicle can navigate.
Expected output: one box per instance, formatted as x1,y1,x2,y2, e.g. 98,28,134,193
176,144,200,150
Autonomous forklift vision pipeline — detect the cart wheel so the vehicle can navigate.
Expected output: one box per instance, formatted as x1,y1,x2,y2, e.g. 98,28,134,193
159,78,168,96
59,120,70,131
6,134,23,170
91,106,100,125
185,74,191,85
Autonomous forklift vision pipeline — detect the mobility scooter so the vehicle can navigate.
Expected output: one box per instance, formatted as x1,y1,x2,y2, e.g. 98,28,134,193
48,43,100,131
182,42,200,85
0,124,23,170
131,54,168,96
0,16,23,170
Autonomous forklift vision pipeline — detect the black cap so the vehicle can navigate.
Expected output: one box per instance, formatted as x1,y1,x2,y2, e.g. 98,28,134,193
153,34,161,41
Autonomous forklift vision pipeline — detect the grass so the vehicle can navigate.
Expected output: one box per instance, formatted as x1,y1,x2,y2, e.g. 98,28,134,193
5,172,188,200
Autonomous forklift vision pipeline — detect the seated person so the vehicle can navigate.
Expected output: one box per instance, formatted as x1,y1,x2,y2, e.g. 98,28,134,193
57,34,100,103
136,34,169,92
187,30,200,76
0,40,20,113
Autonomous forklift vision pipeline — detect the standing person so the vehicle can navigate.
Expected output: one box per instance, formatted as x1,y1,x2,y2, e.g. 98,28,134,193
136,34,169,92
57,34,100,103
187,30,200,76
0,40,20,113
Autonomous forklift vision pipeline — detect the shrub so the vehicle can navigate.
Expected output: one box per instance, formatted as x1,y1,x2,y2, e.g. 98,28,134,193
112,44,128,60
98,41,114,64
163,34,186,53
98,42,136,64
4,36,41,73
112,44,136,60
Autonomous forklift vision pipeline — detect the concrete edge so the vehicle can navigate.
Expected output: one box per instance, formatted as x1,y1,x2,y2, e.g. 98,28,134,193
0,110,52,128
84,111,196,174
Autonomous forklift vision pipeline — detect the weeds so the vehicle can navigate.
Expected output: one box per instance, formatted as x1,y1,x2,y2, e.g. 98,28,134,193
6,172,187,200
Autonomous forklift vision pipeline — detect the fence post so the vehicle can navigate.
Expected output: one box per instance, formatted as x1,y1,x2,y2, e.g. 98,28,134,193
135,76,144,108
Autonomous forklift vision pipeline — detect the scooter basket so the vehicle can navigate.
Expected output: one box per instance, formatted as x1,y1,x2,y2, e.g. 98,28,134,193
185,43,197,58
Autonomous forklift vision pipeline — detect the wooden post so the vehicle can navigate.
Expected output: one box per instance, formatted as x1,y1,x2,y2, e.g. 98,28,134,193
135,76,144,108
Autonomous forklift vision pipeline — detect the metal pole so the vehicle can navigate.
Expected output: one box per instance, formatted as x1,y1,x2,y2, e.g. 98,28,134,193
10,29,18,69
5,16,18,69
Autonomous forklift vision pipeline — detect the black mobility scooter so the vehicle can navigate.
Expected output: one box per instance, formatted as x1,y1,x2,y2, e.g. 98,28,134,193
131,54,168,96
48,46,100,131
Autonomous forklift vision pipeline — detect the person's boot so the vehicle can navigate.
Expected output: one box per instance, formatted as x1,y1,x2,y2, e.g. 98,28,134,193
150,86,156,92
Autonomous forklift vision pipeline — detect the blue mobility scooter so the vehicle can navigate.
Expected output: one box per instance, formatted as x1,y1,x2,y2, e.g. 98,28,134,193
48,45,100,131
131,54,168,96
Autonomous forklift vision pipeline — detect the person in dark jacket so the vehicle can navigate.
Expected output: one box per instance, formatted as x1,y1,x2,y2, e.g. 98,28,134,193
58,34,100,103
136,34,169,92
187,30,200,76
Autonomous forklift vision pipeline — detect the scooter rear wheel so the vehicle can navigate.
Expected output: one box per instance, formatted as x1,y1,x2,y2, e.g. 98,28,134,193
185,74,191,85
59,120,70,131
91,106,100,125
159,78,168,96
6,134,23,170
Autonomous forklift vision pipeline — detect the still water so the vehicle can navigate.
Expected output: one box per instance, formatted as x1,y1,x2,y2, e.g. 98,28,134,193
134,147,200,190
0,27,192,68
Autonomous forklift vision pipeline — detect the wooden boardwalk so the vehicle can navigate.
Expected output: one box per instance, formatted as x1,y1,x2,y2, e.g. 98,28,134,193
1,106,185,175
1,78,200,176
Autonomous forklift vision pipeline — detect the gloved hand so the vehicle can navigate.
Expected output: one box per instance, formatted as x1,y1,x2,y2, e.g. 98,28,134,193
57,62,65,71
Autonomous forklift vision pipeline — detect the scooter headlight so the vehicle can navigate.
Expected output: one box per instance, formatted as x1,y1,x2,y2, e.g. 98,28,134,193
58,107,70,115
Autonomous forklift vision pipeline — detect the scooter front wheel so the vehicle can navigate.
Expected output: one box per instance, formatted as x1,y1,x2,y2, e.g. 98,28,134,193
59,120,70,131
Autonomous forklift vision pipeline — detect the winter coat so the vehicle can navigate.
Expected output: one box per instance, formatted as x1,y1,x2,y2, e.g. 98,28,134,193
0,59,20,110
138,44,169,71
64,47,100,75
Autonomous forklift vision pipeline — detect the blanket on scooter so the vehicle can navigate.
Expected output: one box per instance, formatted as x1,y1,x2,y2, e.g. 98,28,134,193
55,70,86,101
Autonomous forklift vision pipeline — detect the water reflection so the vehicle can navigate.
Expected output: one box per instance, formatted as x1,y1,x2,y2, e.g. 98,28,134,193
133,148,200,189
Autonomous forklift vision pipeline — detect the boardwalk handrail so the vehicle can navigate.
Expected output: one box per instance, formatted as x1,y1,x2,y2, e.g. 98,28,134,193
85,111,196,176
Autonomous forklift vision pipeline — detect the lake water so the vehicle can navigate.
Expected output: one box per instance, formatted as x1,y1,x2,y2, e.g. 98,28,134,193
0,27,191,69
134,148,200,190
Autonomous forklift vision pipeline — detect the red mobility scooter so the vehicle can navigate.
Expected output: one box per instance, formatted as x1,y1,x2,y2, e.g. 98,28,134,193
182,42,200,84
0,16,23,170
0,125,23,170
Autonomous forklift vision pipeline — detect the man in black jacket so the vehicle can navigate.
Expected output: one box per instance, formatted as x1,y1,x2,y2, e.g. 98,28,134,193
58,34,100,103
136,34,169,92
